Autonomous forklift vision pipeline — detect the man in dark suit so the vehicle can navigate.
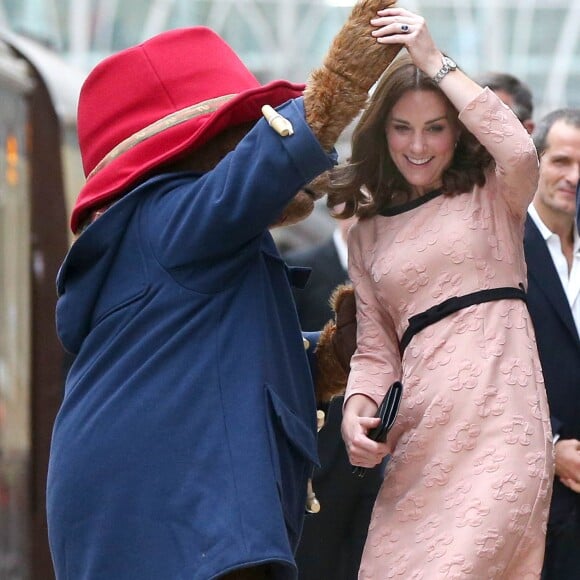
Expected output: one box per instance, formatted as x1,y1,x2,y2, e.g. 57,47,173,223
524,108,580,579
284,215,384,580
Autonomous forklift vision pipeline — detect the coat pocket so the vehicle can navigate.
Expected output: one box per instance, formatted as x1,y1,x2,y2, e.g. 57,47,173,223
264,384,318,542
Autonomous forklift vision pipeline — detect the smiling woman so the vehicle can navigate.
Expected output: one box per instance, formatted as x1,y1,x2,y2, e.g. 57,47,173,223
386,90,459,198
326,50,492,217
322,6,553,580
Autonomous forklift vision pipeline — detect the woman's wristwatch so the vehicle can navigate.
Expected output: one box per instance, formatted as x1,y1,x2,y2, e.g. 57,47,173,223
432,55,457,84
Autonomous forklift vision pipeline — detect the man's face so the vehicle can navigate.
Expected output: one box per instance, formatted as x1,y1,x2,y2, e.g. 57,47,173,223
534,120,580,225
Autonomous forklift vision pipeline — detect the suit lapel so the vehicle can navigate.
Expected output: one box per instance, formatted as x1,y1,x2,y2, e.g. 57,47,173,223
525,216,580,345
576,180,580,234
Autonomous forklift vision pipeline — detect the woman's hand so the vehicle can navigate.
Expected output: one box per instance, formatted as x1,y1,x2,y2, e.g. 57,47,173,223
370,7,442,79
370,6,483,113
342,393,391,469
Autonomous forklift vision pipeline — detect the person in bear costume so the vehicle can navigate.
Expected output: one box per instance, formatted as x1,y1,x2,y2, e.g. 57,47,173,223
46,1,400,579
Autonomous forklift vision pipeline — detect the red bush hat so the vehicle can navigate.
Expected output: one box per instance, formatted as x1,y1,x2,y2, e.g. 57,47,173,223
71,26,305,233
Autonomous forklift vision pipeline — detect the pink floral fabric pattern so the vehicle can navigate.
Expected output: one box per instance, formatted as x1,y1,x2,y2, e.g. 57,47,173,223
346,88,553,579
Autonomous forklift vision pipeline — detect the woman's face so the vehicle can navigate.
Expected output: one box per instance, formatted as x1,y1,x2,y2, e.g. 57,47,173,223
386,89,460,197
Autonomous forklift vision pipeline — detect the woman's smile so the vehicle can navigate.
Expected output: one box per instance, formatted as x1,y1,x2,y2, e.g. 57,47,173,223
405,155,434,166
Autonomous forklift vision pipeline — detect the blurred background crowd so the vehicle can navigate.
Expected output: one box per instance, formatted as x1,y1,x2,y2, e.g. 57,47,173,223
1,0,579,247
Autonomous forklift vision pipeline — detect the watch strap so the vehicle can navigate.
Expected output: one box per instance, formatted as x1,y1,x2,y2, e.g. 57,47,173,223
432,57,456,84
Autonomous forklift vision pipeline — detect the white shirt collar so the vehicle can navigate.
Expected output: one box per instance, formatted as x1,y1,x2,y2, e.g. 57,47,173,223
528,203,580,252
527,203,552,241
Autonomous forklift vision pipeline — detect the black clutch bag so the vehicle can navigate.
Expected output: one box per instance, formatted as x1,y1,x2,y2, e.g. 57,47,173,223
352,380,403,478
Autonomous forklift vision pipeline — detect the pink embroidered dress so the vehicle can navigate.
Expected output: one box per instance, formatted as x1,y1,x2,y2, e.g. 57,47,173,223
346,88,553,579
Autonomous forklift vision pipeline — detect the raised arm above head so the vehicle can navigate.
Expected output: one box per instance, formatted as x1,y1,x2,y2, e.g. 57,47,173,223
370,6,483,112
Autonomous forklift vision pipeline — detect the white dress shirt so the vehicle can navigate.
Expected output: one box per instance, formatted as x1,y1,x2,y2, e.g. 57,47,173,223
333,227,349,274
528,204,580,337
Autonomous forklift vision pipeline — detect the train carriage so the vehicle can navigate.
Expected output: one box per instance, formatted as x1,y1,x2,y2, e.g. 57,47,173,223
0,29,85,580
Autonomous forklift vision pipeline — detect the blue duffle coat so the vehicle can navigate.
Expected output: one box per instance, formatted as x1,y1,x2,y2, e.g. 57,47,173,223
47,98,336,580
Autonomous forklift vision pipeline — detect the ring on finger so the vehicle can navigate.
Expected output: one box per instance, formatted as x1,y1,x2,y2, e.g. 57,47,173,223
401,23,410,33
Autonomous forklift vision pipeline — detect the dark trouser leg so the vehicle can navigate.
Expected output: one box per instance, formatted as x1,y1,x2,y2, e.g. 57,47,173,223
541,517,580,579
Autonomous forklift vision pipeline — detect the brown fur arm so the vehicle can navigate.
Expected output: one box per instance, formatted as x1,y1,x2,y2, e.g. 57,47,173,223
314,284,357,402
304,0,401,151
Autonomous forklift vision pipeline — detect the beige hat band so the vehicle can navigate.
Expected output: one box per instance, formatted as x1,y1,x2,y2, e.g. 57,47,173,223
87,93,237,180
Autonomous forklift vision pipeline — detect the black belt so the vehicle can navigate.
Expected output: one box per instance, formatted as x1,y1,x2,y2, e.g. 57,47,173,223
399,285,527,355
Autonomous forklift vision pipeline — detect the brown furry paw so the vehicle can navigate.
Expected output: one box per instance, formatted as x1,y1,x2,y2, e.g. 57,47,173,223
314,284,357,402
304,0,401,150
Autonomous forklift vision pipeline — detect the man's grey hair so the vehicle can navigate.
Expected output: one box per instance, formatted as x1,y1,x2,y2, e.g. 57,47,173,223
532,109,580,156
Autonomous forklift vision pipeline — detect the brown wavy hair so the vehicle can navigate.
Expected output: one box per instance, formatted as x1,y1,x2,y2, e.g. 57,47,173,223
324,53,493,220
